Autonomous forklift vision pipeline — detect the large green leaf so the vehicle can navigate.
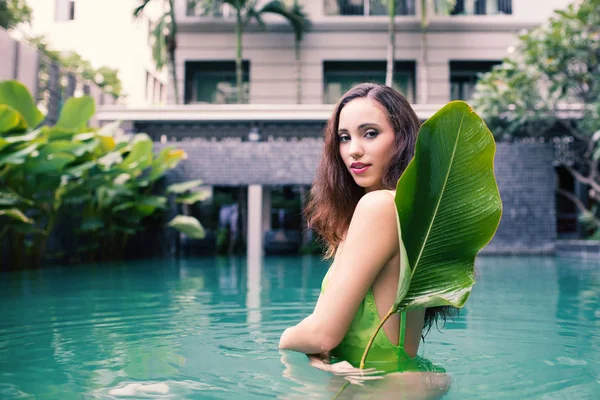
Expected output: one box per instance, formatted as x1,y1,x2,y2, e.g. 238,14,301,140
0,208,33,224
0,142,41,165
176,190,211,205
148,147,187,182
0,104,26,133
167,179,203,194
0,80,44,129
394,101,502,311
168,215,206,239
120,133,153,172
56,96,95,131
24,153,76,174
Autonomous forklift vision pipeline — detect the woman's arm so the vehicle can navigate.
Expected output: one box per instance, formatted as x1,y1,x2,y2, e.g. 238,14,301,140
279,190,399,354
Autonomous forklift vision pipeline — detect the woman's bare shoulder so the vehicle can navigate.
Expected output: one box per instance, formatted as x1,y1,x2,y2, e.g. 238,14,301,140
354,190,397,219
349,190,399,238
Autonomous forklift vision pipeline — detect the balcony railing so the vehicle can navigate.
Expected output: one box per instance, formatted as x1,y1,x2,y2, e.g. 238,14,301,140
448,0,512,15
186,0,233,18
325,0,416,16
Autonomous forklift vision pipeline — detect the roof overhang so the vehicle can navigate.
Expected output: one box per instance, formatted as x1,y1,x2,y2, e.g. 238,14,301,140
96,103,446,123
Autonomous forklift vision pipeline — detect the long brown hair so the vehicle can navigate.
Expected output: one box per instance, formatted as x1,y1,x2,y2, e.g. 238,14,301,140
304,82,456,337
305,83,419,257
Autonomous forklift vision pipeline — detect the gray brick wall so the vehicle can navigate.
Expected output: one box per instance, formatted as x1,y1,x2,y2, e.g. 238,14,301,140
157,141,556,254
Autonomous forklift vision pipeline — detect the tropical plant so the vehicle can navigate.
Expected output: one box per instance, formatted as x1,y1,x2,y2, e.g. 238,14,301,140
417,0,456,102
0,0,32,30
359,101,502,368
0,80,204,269
385,0,396,87
261,0,311,104
472,0,600,235
133,0,179,103
381,0,454,94
26,36,124,99
221,0,310,104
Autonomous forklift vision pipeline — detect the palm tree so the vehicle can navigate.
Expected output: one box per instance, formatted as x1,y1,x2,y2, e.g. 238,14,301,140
222,0,310,104
133,0,180,104
385,0,396,87
419,0,455,103
261,0,311,104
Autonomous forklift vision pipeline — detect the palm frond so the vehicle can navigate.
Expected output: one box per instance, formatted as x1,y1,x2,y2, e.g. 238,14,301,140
259,0,311,40
133,0,153,18
150,12,170,69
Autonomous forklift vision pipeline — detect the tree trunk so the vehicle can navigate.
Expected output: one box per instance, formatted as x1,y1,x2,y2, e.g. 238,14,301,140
385,0,396,87
419,27,429,104
236,9,244,104
168,0,180,104
295,38,302,104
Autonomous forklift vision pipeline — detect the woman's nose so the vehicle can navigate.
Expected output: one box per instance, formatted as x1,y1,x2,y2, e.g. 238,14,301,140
349,140,363,159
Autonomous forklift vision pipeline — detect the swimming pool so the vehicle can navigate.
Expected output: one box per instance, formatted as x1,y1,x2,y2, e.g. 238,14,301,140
0,255,598,399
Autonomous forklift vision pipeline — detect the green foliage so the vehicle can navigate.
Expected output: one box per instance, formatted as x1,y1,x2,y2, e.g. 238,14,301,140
0,80,202,268
472,0,600,236
360,102,502,368
25,38,123,99
0,0,32,30
473,0,600,140
133,0,177,103
221,0,311,103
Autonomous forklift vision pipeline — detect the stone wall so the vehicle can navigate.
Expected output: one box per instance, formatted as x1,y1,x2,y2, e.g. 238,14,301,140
157,140,556,254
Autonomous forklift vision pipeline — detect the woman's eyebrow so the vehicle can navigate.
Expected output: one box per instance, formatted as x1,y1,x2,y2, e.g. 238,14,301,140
337,128,349,135
357,123,381,129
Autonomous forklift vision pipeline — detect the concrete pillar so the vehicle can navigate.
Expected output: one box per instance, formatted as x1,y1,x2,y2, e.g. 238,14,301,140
247,184,263,328
262,186,271,234
247,184,263,259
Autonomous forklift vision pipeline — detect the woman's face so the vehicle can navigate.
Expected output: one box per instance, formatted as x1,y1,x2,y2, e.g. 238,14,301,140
338,97,396,193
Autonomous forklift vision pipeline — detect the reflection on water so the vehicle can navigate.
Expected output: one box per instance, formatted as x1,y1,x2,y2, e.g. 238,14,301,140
0,256,598,399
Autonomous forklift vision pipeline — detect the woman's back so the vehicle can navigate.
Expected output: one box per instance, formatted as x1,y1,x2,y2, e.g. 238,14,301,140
321,190,439,372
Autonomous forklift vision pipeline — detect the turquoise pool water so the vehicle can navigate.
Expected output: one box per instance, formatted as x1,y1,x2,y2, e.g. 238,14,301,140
0,256,598,399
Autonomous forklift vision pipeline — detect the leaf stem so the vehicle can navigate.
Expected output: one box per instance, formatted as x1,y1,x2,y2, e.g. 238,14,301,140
332,381,350,400
359,306,395,369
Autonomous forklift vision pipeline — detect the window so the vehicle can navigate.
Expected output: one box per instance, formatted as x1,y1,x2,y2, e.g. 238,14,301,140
323,61,415,104
449,0,512,15
184,61,250,104
325,0,416,16
55,0,76,21
186,0,233,17
69,0,75,20
449,61,501,101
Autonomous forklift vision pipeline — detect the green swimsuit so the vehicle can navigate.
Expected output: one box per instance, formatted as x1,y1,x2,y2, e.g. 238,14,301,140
321,190,445,374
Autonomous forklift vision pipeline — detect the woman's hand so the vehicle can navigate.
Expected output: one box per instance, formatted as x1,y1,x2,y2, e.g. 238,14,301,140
307,355,384,385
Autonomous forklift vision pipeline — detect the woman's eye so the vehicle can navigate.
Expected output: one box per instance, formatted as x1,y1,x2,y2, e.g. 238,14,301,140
365,130,379,138
339,136,350,142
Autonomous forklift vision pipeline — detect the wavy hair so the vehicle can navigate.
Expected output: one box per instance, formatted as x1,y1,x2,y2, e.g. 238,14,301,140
304,82,455,337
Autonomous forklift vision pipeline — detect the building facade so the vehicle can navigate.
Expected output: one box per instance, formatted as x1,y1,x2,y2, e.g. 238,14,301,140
98,0,574,256
21,0,168,105
172,0,572,105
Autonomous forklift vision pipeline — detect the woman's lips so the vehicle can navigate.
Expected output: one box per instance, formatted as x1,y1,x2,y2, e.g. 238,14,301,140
350,164,370,174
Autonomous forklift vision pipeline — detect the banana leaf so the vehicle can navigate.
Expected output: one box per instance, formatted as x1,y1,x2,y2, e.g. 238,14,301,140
359,101,502,368
393,101,502,311
0,80,44,129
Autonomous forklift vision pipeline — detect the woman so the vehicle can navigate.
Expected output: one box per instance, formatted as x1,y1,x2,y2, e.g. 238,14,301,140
279,83,453,394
